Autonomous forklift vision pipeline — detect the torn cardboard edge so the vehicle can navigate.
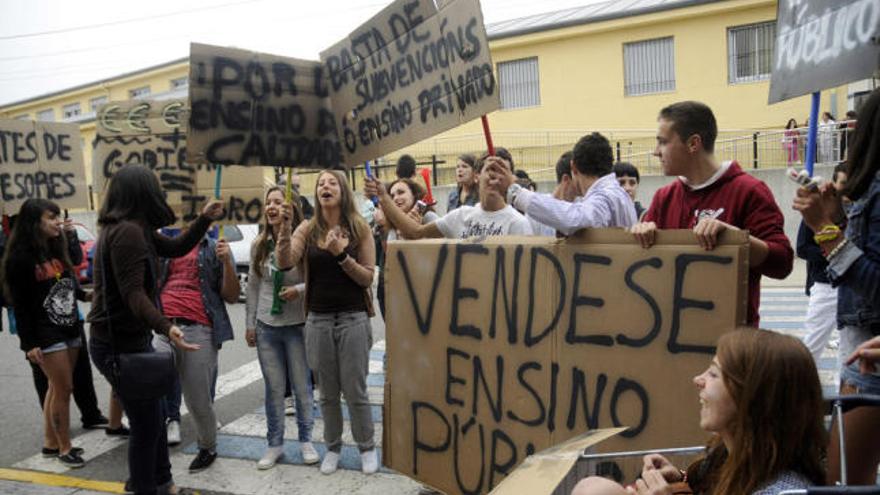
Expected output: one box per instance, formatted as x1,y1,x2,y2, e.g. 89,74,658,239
488,427,627,495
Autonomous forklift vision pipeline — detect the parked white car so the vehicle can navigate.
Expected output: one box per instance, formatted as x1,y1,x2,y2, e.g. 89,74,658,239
223,224,259,302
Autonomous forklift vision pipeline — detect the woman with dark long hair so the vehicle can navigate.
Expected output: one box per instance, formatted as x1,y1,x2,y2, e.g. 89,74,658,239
245,186,318,470
87,164,223,495
447,154,479,211
794,87,880,485
1,199,89,468
573,328,825,495
276,169,378,475
783,118,800,165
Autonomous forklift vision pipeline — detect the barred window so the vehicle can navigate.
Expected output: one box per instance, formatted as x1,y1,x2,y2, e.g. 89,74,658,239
37,109,55,122
90,96,108,112
498,57,540,110
129,86,151,99
170,77,188,90
623,37,675,96
63,103,81,120
728,21,775,84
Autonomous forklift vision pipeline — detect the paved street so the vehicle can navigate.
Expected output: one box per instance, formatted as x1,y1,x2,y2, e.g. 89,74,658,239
0,260,838,494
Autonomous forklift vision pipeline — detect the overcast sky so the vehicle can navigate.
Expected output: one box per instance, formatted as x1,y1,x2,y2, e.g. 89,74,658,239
0,0,607,106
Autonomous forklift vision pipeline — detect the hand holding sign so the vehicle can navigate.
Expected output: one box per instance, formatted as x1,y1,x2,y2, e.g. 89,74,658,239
202,198,226,220
792,183,841,232
363,176,388,200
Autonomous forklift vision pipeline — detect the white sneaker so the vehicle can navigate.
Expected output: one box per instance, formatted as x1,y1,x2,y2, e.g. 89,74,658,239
284,397,295,416
301,442,320,465
166,420,181,446
320,451,340,475
257,446,284,470
361,449,378,475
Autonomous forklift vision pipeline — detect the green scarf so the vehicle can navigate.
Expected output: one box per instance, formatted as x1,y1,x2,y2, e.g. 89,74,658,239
268,239,285,315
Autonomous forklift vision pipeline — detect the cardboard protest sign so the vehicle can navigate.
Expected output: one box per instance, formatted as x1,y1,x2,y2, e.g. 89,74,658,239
320,0,500,164
186,43,342,169
769,0,880,104
489,427,626,495
383,230,749,494
0,118,87,214
93,99,266,225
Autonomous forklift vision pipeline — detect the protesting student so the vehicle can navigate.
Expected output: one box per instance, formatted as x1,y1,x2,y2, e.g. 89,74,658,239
245,186,318,470
447,154,479,211
572,328,825,495
1,199,91,468
485,133,637,236
796,163,848,362
631,101,793,327
613,161,646,220
276,170,379,475
152,220,240,473
793,87,880,485
375,178,440,318
365,147,532,239
87,165,224,495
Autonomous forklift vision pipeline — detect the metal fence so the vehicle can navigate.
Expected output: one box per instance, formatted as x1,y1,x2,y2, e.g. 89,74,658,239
380,122,855,187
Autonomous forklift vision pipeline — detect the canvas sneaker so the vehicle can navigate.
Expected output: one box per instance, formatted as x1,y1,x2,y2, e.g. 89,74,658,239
320,451,340,475
57,450,85,468
301,442,320,465
257,446,284,470
361,449,378,474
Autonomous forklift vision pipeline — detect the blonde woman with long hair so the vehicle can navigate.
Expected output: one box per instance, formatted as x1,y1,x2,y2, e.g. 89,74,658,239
276,169,378,475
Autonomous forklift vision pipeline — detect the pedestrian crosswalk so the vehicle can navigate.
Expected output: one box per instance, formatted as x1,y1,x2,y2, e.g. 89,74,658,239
6,287,833,491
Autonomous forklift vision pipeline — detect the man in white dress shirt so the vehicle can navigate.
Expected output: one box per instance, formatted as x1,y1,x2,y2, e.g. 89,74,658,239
484,132,637,235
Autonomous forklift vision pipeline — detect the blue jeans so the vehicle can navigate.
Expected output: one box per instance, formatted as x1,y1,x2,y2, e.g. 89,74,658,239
256,321,313,445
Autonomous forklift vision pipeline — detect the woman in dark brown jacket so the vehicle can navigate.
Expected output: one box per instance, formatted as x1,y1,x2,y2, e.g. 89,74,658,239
87,164,223,495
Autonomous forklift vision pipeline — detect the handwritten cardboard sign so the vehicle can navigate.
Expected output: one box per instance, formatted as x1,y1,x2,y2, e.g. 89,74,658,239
769,0,880,103
0,118,87,214
186,43,342,169
321,0,500,165
383,230,748,494
93,99,266,225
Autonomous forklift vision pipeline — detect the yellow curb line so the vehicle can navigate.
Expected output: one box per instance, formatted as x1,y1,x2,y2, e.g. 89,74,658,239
0,468,126,494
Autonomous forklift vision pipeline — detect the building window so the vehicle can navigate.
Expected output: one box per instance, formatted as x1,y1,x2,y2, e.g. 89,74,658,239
63,103,82,120
727,21,775,84
15,114,29,120
129,86,151,99
170,77,188,90
90,95,108,112
36,109,55,121
623,37,675,96
498,57,540,110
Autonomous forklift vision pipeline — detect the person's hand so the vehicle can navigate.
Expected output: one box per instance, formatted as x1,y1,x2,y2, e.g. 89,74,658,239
169,326,200,352
693,218,738,251
216,239,231,263
278,285,301,301
642,454,681,483
26,347,44,365
245,328,256,348
792,182,842,232
846,335,880,375
483,156,514,193
364,177,388,199
325,227,348,257
201,199,225,221
626,469,674,495
62,218,76,233
406,209,422,224
630,222,658,249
